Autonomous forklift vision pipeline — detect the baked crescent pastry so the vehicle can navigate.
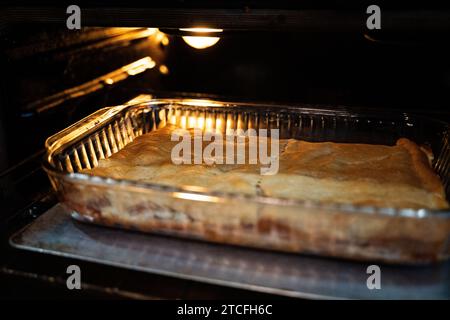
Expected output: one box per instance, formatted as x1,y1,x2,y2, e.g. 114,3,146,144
86,125,448,210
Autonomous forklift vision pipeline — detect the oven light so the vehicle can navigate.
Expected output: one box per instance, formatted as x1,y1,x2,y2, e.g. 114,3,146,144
182,36,220,49
180,27,222,49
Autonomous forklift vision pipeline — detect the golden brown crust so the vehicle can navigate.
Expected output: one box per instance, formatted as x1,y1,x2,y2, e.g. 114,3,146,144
85,127,448,210
396,138,447,204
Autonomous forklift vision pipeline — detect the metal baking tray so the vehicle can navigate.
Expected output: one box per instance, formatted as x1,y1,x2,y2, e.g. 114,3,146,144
43,99,450,264
10,204,450,299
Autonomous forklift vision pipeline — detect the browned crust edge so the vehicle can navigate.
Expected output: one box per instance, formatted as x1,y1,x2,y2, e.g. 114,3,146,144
397,138,448,208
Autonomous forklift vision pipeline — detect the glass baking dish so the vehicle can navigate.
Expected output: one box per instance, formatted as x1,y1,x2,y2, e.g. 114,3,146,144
44,99,450,264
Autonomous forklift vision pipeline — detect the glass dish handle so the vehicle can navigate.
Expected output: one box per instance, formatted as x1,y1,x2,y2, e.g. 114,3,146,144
45,105,128,154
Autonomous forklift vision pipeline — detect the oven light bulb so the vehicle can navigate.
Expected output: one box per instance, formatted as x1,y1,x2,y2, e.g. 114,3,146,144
182,36,220,49
180,27,222,49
